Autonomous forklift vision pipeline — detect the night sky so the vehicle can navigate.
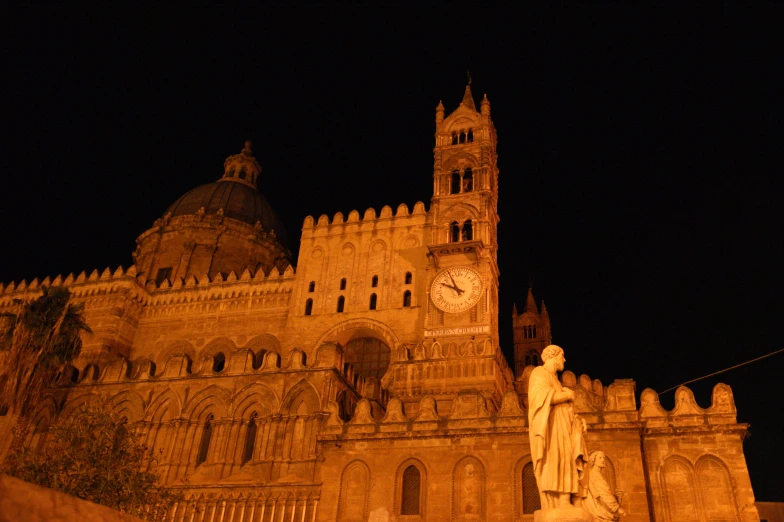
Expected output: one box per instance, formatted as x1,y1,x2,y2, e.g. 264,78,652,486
2,9,782,500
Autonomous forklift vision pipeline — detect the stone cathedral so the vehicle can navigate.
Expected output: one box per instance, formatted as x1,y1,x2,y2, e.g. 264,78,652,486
0,84,760,522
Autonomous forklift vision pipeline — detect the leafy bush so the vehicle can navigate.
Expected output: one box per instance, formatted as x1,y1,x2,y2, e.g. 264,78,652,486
2,401,182,520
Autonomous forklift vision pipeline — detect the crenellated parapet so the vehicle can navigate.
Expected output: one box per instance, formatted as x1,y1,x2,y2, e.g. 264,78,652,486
301,201,428,235
639,383,739,428
322,388,526,438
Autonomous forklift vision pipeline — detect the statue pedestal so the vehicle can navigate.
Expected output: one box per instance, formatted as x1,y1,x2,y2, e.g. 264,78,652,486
534,507,593,522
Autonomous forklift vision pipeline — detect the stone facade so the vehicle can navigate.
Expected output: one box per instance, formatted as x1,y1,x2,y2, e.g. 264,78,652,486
0,84,759,522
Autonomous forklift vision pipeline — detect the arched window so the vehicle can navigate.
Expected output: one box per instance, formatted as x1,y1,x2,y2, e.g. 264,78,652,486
525,350,541,367
196,414,214,466
403,290,412,307
405,272,412,284
463,168,473,192
242,415,257,465
238,167,247,180
450,221,460,243
308,281,315,292
401,465,421,515
467,129,474,142
337,296,345,313
345,337,391,379
369,293,377,310
371,275,379,288
304,298,313,316
451,171,461,194
522,462,540,514
459,131,466,144
212,352,225,373
462,220,473,241
340,278,347,290
451,133,458,145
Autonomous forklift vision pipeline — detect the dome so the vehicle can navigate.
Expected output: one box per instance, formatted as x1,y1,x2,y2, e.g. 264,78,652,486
163,142,289,250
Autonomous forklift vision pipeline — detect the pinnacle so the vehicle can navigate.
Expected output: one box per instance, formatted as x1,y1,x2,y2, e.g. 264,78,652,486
461,83,477,111
523,287,539,314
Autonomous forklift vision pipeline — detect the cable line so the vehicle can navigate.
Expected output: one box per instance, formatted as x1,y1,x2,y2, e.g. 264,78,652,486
658,347,784,395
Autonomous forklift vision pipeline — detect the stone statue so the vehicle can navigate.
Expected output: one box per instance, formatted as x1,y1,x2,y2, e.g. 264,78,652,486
583,451,625,522
528,345,591,520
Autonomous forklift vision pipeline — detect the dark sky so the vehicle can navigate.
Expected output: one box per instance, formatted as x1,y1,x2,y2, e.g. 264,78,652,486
2,8,782,500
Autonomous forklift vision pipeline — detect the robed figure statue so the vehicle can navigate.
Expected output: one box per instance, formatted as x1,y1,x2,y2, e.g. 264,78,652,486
528,345,590,517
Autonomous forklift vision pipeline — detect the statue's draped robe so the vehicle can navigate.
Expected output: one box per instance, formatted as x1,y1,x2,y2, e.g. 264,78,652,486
583,465,621,521
528,366,586,495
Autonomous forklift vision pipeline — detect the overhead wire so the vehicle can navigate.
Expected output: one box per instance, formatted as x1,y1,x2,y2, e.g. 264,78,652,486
658,347,784,395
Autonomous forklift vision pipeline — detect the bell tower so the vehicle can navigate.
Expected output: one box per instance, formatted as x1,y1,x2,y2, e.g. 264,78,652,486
425,79,500,344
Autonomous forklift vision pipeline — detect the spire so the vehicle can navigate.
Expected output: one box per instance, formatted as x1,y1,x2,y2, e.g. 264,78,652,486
461,83,476,112
513,302,518,317
523,287,539,314
436,100,445,125
481,93,490,116
541,300,548,316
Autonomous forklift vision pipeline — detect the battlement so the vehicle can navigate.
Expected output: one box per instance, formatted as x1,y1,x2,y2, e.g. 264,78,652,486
0,264,297,308
301,201,428,231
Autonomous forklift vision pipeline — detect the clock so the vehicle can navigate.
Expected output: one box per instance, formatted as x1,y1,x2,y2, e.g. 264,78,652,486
430,267,483,313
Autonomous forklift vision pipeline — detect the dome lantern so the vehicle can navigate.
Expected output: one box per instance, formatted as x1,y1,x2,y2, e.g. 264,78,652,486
220,140,261,188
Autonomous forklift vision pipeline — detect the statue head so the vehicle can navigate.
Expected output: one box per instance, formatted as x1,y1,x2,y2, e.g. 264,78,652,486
542,345,565,371
589,450,606,469
464,463,476,478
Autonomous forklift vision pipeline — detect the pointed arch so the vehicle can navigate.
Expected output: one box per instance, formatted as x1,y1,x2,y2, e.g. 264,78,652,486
199,337,237,361
231,382,280,420
159,340,196,366
280,379,321,415
338,460,371,522
182,384,231,422
695,455,738,522
441,202,480,223
107,390,146,424
395,458,428,518
661,455,700,522
60,392,100,417
514,456,540,516
452,455,486,520
144,388,182,422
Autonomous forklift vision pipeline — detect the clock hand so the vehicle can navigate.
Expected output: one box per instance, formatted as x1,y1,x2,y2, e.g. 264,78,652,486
440,281,464,295
447,272,464,294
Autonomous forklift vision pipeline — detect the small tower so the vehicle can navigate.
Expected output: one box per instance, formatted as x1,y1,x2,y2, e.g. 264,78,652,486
512,286,552,378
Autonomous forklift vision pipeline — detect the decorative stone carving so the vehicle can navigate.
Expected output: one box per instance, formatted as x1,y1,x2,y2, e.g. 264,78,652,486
583,451,625,522
497,390,524,417
449,391,490,419
382,398,407,423
349,399,375,425
527,345,591,521
414,396,440,421
672,386,704,416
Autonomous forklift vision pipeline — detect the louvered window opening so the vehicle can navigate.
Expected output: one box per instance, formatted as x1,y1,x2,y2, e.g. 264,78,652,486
401,465,421,515
522,462,540,514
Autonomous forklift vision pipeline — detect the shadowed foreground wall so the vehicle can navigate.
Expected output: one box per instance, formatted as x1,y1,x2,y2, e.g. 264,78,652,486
0,474,144,522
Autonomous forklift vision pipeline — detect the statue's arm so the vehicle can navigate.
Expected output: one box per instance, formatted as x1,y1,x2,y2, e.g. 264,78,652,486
551,387,575,405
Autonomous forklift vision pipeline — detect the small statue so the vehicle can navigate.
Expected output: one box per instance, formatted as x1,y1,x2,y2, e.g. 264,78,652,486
583,451,626,521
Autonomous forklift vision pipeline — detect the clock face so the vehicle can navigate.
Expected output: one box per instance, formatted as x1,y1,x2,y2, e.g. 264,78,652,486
430,267,484,313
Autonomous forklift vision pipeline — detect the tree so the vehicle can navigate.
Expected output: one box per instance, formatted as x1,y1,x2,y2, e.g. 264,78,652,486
1,400,182,520
0,285,92,417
